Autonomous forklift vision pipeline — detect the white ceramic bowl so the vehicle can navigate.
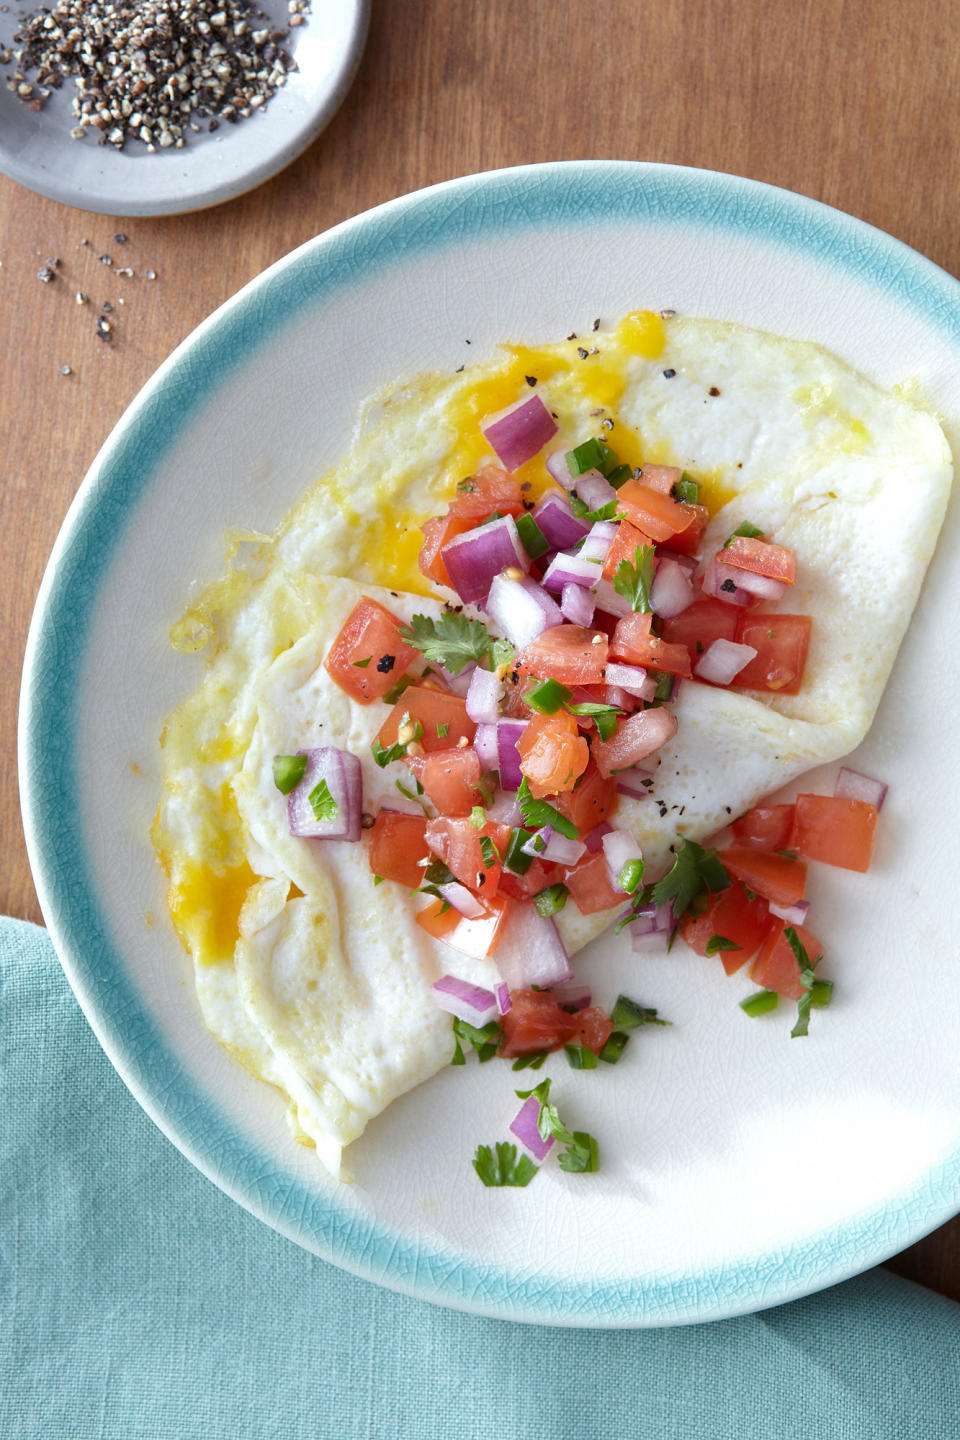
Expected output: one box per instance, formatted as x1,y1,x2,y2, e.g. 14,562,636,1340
0,0,368,215
19,162,960,1325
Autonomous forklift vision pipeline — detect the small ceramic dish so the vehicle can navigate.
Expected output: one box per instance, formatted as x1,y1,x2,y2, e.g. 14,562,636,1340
0,0,368,215
19,162,960,1325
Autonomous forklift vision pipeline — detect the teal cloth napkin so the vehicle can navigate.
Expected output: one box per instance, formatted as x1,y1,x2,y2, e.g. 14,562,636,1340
3,916,959,1440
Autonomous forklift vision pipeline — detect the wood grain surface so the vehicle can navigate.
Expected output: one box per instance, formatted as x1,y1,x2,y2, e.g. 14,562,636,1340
2,0,957,1297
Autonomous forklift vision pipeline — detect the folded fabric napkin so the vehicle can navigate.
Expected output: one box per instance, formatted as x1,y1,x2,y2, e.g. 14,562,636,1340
2,915,959,1440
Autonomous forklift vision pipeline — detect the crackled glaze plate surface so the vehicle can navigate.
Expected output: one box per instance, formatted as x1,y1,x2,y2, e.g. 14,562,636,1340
19,162,960,1325
0,0,368,215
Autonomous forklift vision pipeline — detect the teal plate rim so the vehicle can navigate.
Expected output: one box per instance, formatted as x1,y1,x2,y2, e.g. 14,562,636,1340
19,160,960,1326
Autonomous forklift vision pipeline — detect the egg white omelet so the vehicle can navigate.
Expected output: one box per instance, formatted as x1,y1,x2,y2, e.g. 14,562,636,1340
153,313,952,1178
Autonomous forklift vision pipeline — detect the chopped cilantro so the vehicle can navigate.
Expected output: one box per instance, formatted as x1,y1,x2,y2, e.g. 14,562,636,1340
479,834,500,869
723,521,765,547
564,1044,598,1070
453,1016,501,1064
395,777,426,807
515,1077,599,1173
372,874,384,887
308,778,338,823
504,827,535,875
511,1050,548,1071
272,753,307,795
558,1131,599,1173
595,711,619,741
437,721,450,738
613,543,656,613
650,839,730,928
382,674,415,705
609,995,671,1029
372,736,407,767
517,777,579,840
565,700,621,717
785,926,824,1038
399,612,492,674
472,1142,538,1187
569,494,622,523
671,474,700,504
705,933,740,956
351,656,372,668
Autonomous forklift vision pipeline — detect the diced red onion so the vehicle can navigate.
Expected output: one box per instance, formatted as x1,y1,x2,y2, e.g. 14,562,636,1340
542,550,601,592
494,903,574,988
603,684,633,712
700,554,753,608
550,982,592,1012
835,767,888,810
486,571,562,648
473,723,499,770
487,789,523,826
657,549,698,575
650,557,696,619
768,898,811,926
496,719,528,790
481,393,558,473
580,522,617,563
509,1094,554,1163
605,661,657,700
442,515,529,604
592,577,633,618
532,490,591,549
695,638,758,685
561,582,596,626
434,660,476,697
288,748,362,841
573,468,618,512
432,975,498,1025
628,902,673,941
615,767,657,800
494,981,512,1016
726,567,787,601
602,828,643,891
545,449,571,486
437,883,487,921
521,826,586,867
465,665,502,724
584,820,614,853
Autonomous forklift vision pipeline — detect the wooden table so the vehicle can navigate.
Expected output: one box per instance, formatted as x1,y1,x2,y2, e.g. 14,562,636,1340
2,0,957,1300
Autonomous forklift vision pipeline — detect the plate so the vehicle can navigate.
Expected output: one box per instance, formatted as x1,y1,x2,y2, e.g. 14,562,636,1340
0,0,369,215
19,162,960,1325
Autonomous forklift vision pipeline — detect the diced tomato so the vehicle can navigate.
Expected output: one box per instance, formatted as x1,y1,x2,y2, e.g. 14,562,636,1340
416,894,510,959
718,846,807,908
661,504,709,557
563,851,623,914
681,880,776,975
425,817,511,896
366,812,430,890
377,687,476,754
730,803,796,853
407,747,482,816
730,614,812,695
324,598,418,704
661,597,739,664
601,520,656,582
751,920,823,1000
555,760,618,834
497,857,564,904
516,624,608,685
723,536,797,585
418,512,472,588
499,988,582,1057
616,478,694,543
789,794,877,873
448,463,524,520
635,463,682,494
593,705,678,778
516,710,589,798
573,1006,614,1054
611,612,693,678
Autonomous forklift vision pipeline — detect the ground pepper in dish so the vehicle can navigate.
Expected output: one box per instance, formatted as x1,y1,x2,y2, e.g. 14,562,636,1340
4,0,309,151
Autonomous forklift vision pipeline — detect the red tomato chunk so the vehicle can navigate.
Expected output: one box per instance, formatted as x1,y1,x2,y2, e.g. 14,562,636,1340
516,625,608,685
730,615,811,696
730,803,796,853
718,846,807,909
366,812,430,890
324,598,418,704
377,687,476,753
751,920,823,1000
789,794,877,873
681,880,776,974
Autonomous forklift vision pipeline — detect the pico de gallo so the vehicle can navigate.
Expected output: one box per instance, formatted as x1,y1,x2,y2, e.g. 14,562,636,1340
273,390,885,1185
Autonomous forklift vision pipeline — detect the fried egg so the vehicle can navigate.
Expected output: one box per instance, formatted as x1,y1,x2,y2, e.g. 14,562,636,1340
153,313,952,1177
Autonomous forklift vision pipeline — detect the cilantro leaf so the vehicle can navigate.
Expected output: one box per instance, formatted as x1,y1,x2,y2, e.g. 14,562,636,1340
515,1077,599,1174
511,1051,548,1071
613,543,656,613
473,1142,539,1187
785,926,824,1039
569,494,622,523
650,839,730,928
399,612,492,675
609,995,671,1029
479,834,500,868
723,520,765,547
558,1131,599,1173
565,701,622,716
517,777,579,841
705,933,741,956
453,1016,501,1063
308,778,339,823
372,736,407,768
